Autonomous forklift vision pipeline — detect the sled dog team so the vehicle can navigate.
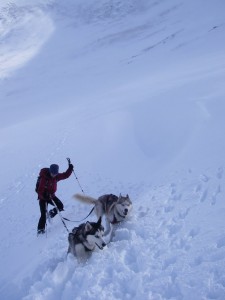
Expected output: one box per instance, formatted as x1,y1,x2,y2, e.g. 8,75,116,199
36,163,133,261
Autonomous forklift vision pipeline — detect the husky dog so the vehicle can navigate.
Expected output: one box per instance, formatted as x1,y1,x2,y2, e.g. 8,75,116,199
74,193,133,237
68,217,106,261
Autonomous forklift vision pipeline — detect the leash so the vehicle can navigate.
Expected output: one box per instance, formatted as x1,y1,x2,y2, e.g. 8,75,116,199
64,157,95,222
50,199,95,230
61,206,95,223
51,198,70,233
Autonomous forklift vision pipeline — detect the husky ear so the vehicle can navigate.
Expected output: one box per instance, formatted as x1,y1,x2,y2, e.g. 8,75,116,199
85,221,93,232
126,194,129,198
97,216,102,225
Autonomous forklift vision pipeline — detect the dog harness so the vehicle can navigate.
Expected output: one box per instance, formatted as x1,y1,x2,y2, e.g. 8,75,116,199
99,194,126,224
100,194,118,214
111,207,126,224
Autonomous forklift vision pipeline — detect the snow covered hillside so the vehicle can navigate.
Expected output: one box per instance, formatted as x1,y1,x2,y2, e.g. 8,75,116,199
0,0,225,299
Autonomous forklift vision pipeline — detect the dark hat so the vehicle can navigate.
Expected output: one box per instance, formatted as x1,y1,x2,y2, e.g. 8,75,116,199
50,164,59,175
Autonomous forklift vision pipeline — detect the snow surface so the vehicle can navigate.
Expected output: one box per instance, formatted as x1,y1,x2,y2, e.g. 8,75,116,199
0,0,225,299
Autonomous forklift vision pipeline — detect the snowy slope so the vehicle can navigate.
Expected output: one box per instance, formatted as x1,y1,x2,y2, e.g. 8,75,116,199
0,0,225,299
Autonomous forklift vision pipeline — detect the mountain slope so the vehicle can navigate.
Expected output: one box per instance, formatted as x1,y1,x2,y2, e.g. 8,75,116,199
0,0,225,299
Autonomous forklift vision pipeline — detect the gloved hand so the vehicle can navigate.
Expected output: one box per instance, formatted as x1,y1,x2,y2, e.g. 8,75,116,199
69,163,74,171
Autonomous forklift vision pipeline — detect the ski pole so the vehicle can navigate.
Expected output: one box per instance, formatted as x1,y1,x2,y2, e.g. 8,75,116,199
66,157,85,195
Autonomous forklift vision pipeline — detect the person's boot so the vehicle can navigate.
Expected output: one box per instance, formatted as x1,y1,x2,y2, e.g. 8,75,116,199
49,207,57,218
37,229,45,235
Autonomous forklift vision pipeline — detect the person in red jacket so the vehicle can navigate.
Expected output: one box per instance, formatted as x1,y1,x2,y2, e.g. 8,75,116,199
36,162,73,235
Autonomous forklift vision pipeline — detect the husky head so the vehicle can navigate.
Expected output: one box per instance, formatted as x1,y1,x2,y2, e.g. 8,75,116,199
85,217,106,250
116,194,133,218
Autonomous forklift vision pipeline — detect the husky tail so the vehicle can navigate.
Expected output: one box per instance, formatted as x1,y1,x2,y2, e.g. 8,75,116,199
73,193,97,205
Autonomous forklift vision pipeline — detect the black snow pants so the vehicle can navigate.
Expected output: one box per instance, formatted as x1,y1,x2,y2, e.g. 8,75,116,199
37,196,64,231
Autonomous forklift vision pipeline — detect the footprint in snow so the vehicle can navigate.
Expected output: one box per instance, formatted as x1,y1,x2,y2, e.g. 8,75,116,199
211,185,221,206
200,174,210,182
195,183,202,193
199,188,208,202
164,205,174,213
211,195,217,206
162,256,177,270
167,223,182,236
169,228,198,250
217,167,223,179
174,237,191,251
216,236,225,248
138,206,150,218
188,227,200,238
192,256,203,266
170,183,176,195
170,193,182,202
178,208,190,219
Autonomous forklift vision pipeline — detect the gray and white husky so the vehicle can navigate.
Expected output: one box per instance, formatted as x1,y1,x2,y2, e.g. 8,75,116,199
73,193,133,237
68,217,106,261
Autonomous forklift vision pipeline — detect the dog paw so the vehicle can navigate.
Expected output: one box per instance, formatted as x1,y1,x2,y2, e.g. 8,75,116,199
138,206,150,218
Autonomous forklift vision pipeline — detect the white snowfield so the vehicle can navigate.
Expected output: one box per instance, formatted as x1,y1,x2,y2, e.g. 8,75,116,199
0,0,225,299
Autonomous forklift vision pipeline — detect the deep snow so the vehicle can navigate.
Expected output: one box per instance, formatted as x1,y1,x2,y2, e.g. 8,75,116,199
0,0,225,299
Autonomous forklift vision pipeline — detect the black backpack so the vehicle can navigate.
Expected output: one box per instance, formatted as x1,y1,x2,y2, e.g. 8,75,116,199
35,176,40,193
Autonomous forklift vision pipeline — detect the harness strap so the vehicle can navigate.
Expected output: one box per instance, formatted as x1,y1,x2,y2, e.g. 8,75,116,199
102,194,117,215
109,204,126,224
105,201,115,215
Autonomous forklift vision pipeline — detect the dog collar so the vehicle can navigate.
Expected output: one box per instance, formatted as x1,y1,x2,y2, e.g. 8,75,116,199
114,207,126,220
83,245,93,252
111,214,125,224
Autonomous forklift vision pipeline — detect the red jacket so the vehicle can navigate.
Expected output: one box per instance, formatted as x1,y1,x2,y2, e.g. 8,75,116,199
37,166,73,200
